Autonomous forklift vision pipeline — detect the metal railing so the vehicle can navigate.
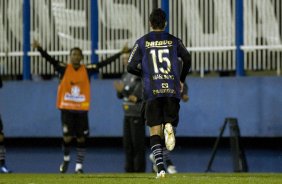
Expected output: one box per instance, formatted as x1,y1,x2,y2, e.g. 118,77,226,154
242,0,282,75
169,0,236,77
0,0,281,79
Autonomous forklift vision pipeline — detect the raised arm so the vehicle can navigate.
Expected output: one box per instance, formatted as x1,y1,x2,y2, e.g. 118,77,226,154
32,40,66,74
86,47,130,73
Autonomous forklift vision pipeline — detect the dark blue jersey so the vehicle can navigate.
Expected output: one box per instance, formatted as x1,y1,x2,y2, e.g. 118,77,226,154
127,31,191,101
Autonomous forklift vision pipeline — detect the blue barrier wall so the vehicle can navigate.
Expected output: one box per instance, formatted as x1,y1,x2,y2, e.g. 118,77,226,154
0,77,282,138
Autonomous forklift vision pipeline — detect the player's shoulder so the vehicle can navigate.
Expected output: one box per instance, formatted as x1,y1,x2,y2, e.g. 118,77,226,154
170,34,185,48
137,33,151,42
163,32,180,40
163,33,184,47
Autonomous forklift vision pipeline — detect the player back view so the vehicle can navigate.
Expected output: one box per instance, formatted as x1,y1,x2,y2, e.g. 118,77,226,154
127,8,191,178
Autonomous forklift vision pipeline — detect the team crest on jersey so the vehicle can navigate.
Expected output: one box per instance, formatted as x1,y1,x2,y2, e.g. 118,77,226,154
64,85,86,102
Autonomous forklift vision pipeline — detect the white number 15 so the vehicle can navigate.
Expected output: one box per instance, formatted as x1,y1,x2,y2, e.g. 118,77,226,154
150,49,171,74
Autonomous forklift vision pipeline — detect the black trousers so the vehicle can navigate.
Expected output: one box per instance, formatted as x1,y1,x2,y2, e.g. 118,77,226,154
123,116,146,172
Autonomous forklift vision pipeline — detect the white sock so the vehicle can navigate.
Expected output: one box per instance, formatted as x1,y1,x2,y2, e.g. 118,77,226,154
64,155,70,162
75,163,83,171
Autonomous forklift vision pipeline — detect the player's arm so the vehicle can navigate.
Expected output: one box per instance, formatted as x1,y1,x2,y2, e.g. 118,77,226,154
86,47,131,73
127,43,142,77
32,40,66,74
181,82,189,102
177,40,191,83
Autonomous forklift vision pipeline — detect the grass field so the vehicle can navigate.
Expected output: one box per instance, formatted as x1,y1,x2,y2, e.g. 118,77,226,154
0,173,282,184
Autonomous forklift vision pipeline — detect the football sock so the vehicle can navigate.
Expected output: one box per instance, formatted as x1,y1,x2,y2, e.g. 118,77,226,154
62,141,71,161
0,144,5,166
161,139,173,166
76,141,86,168
75,163,83,171
150,135,165,172
63,155,70,162
163,146,173,166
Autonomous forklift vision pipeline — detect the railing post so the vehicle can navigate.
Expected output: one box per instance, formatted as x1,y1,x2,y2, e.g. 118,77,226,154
23,0,31,80
161,0,169,33
236,0,245,76
91,0,99,79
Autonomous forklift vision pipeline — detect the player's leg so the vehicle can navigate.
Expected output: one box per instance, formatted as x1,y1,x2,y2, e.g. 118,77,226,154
162,142,177,174
163,97,180,151
123,116,134,172
150,127,165,178
162,117,179,174
146,99,166,178
131,117,146,172
59,110,73,173
75,136,86,173
149,152,158,173
0,115,11,173
149,136,177,174
148,98,179,174
164,123,175,151
0,134,10,174
74,111,89,173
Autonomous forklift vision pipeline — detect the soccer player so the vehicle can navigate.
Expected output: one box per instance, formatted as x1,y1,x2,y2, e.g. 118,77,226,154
0,76,12,173
127,8,191,178
32,40,124,173
114,49,146,172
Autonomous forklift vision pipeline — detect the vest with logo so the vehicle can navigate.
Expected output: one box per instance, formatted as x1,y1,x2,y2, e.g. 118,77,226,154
57,64,90,111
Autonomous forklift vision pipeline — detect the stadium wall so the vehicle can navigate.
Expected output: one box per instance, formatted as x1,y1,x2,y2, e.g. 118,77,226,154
0,77,282,138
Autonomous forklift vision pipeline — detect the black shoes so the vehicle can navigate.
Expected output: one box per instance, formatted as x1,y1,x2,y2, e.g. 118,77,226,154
75,169,84,174
59,161,69,173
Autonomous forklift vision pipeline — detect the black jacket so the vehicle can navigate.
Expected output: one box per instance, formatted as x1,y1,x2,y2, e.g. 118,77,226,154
117,72,143,117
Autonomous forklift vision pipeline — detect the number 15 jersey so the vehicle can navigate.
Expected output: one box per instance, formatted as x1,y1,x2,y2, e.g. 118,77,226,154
127,31,191,101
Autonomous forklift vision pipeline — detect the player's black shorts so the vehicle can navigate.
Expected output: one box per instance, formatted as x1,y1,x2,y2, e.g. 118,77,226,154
61,110,89,137
145,97,180,127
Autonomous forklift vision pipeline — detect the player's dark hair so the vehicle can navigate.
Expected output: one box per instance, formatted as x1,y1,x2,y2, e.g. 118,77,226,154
149,8,166,30
70,47,83,56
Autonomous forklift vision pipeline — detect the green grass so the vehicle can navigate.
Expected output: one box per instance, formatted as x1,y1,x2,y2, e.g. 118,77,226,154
0,173,282,184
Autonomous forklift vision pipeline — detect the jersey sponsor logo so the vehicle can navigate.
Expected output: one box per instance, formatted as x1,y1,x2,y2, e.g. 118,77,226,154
145,40,173,48
152,83,176,95
152,88,176,95
60,102,85,108
64,85,86,102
